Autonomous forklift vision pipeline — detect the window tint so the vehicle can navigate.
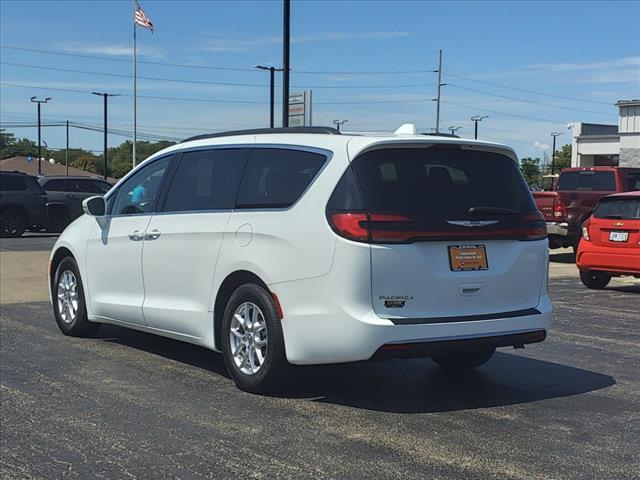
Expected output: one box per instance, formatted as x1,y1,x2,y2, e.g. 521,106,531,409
164,149,247,212
351,147,536,220
110,156,172,215
558,171,616,191
626,172,640,191
0,175,27,191
327,167,364,211
236,148,327,208
92,181,111,194
43,179,66,191
594,198,640,219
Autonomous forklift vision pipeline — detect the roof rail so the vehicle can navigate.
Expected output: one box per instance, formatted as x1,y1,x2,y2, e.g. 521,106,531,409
181,126,341,143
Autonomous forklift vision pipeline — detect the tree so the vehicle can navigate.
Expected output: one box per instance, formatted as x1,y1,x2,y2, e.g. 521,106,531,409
553,144,572,172
520,157,541,188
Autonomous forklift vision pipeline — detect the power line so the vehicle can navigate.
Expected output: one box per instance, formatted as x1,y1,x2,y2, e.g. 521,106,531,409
0,82,435,105
0,44,435,75
441,100,566,125
1,61,435,89
446,84,616,117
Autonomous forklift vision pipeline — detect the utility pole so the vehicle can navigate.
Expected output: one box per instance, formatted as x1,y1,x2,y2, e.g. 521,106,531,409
30,96,51,176
332,119,348,132
65,120,69,177
448,125,462,136
550,131,563,175
255,65,284,128
92,92,120,180
433,49,446,134
282,0,291,127
471,115,488,140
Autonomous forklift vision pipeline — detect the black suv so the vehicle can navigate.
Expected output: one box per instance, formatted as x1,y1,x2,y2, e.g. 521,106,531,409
0,171,48,237
38,176,112,232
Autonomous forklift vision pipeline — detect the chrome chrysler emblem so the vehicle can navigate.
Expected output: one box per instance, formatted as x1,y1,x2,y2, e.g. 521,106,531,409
446,220,499,227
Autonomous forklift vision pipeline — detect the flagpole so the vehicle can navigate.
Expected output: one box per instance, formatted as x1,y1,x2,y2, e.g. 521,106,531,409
132,0,137,170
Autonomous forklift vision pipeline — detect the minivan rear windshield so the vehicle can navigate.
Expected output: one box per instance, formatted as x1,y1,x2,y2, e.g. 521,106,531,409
594,198,640,219
351,146,536,221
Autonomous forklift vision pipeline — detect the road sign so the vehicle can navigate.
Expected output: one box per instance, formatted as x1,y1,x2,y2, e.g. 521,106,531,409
288,91,312,127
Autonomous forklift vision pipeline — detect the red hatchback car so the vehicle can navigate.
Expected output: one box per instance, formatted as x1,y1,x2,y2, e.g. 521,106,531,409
577,191,640,289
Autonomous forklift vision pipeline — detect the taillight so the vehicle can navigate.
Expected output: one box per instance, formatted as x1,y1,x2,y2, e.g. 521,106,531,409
328,210,547,243
553,198,566,218
582,219,591,241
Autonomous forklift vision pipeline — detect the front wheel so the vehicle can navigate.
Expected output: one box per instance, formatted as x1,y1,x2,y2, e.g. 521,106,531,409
432,348,495,371
580,270,611,289
53,257,100,337
0,208,26,237
221,284,289,394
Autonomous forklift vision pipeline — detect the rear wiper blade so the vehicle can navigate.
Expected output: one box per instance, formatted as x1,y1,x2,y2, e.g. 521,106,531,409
468,206,521,215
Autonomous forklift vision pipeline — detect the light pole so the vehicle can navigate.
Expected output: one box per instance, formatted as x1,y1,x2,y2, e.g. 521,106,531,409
92,92,120,180
255,65,284,128
282,0,291,127
30,96,51,176
550,131,563,175
471,115,488,140
332,119,348,132
448,125,462,136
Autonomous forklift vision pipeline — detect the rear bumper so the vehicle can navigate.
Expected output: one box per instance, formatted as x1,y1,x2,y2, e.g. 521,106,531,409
577,242,640,276
546,221,569,237
372,329,546,360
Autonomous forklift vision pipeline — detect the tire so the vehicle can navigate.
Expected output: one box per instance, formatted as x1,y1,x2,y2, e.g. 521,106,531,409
221,283,289,394
432,348,495,371
0,208,26,238
47,206,71,233
52,257,100,337
579,270,611,289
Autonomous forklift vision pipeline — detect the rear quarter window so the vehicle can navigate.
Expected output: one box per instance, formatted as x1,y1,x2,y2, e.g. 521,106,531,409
236,148,327,208
0,175,28,191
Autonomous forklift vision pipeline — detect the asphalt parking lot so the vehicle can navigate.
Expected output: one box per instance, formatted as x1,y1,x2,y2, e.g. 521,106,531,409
1,238,638,479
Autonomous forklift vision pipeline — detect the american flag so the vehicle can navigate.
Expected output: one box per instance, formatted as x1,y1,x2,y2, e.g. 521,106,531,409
134,2,154,32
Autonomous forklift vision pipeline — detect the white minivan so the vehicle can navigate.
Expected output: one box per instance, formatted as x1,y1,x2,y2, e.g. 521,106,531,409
49,126,551,393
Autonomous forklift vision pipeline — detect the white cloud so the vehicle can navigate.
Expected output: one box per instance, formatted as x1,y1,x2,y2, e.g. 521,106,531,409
526,56,640,72
56,43,166,59
533,141,550,150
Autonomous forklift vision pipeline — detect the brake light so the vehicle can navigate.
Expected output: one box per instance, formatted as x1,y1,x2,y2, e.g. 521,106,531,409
553,198,566,218
328,211,547,243
582,219,591,241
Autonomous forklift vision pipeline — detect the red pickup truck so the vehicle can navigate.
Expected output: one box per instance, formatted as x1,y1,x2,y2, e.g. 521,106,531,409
533,167,640,249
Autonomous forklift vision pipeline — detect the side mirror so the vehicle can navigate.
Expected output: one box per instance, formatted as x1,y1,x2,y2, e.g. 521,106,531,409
83,196,106,217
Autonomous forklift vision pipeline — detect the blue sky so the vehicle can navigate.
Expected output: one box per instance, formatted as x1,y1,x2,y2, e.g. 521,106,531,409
1,0,639,161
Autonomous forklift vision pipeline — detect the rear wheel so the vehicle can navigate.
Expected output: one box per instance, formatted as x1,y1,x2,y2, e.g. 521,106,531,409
432,348,495,371
0,208,26,237
53,257,100,337
221,283,289,394
579,270,611,289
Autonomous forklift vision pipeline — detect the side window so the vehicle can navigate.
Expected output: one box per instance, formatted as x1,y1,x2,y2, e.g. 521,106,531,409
44,179,66,191
65,179,83,192
0,175,27,191
163,149,247,212
626,173,640,191
236,148,327,208
92,181,112,194
109,156,172,215
556,172,578,190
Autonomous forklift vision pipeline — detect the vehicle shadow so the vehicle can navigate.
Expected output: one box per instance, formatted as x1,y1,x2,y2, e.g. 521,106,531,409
549,252,575,264
92,324,614,414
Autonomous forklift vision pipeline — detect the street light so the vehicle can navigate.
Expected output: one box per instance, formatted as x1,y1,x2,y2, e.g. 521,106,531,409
471,115,488,140
92,92,121,180
255,65,284,128
550,131,564,175
448,125,462,136
30,96,51,175
332,119,349,132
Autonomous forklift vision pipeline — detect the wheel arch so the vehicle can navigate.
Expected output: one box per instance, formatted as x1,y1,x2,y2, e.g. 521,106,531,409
213,270,270,351
49,246,75,292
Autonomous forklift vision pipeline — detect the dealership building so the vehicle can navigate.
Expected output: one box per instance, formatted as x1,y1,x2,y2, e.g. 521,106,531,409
570,99,640,168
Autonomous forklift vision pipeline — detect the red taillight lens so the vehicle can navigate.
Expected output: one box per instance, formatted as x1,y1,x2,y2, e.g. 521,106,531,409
553,198,566,218
582,219,591,241
329,212,369,241
518,211,548,241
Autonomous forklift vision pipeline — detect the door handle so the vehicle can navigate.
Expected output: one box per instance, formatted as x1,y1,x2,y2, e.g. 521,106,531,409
144,229,161,240
128,230,144,241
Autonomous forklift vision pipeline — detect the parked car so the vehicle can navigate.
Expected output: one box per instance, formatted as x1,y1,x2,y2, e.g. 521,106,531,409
49,126,551,393
38,176,112,232
577,191,640,289
0,171,48,237
533,167,640,250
